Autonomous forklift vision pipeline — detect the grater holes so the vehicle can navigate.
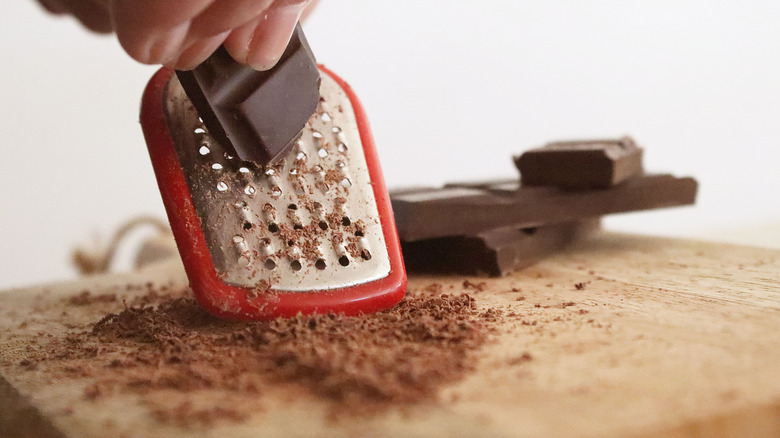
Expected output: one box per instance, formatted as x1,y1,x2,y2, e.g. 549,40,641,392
194,127,206,135
199,145,210,155
361,249,372,261
233,235,250,267
312,131,323,140
338,143,348,153
216,182,229,192
264,259,277,270
288,204,298,210
341,178,352,188
318,148,329,158
211,163,223,170
175,73,391,289
244,185,256,195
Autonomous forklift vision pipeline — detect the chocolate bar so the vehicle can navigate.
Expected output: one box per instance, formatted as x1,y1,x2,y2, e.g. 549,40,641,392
515,137,643,189
176,24,320,165
391,173,697,241
402,220,600,276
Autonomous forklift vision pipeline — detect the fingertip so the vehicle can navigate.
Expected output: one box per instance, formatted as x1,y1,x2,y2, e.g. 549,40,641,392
39,0,114,33
224,4,305,71
250,9,306,71
115,23,192,67
164,34,228,70
37,0,68,14
245,46,284,72
81,17,114,34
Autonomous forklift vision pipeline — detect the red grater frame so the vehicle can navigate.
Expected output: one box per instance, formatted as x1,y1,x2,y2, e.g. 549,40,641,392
140,66,406,321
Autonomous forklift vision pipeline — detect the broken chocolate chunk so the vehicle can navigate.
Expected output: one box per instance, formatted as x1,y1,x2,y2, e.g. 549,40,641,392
402,220,600,276
515,137,643,189
391,173,697,241
176,24,321,165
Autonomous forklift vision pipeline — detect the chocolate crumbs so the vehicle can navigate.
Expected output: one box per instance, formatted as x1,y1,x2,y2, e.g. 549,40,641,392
21,288,496,424
67,291,117,306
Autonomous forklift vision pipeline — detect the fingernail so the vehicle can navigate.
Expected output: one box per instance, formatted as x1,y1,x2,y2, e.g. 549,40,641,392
246,3,307,70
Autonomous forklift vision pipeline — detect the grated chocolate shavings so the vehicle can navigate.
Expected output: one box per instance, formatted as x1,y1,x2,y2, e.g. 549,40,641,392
21,287,498,424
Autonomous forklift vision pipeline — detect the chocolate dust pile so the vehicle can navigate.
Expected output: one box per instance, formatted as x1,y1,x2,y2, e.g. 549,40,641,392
20,286,499,425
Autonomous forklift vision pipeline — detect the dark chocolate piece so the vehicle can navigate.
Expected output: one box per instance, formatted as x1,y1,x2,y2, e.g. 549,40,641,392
176,24,320,165
515,137,643,189
391,173,697,241
402,220,600,276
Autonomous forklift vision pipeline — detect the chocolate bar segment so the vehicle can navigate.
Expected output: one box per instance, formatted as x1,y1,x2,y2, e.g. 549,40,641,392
176,24,320,165
391,173,697,241
402,220,600,276
515,137,643,189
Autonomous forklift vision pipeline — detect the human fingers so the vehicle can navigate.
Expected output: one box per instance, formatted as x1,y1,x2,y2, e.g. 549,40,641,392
38,0,113,33
111,0,280,68
188,0,275,37
222,0,309,70
164,0,277,68
300,0,318,21
83,0,312,68
110,0,215,65
38,0,69,14
165,31,229,70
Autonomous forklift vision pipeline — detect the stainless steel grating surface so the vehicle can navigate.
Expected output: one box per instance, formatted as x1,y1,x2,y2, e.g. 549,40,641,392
163,72,390,292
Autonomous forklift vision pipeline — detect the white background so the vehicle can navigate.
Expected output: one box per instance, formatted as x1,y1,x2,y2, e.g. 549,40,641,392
1,1,779,290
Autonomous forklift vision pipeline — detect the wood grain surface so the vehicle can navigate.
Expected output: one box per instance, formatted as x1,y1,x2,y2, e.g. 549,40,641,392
1,232,779,438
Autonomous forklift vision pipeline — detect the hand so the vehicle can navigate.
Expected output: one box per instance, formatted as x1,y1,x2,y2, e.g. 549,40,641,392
37,0,315,70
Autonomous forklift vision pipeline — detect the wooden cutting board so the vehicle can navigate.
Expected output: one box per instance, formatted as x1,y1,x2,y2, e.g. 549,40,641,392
1,232,779,438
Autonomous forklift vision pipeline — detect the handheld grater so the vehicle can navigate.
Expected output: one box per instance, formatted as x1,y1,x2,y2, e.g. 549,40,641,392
139,66,406,321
